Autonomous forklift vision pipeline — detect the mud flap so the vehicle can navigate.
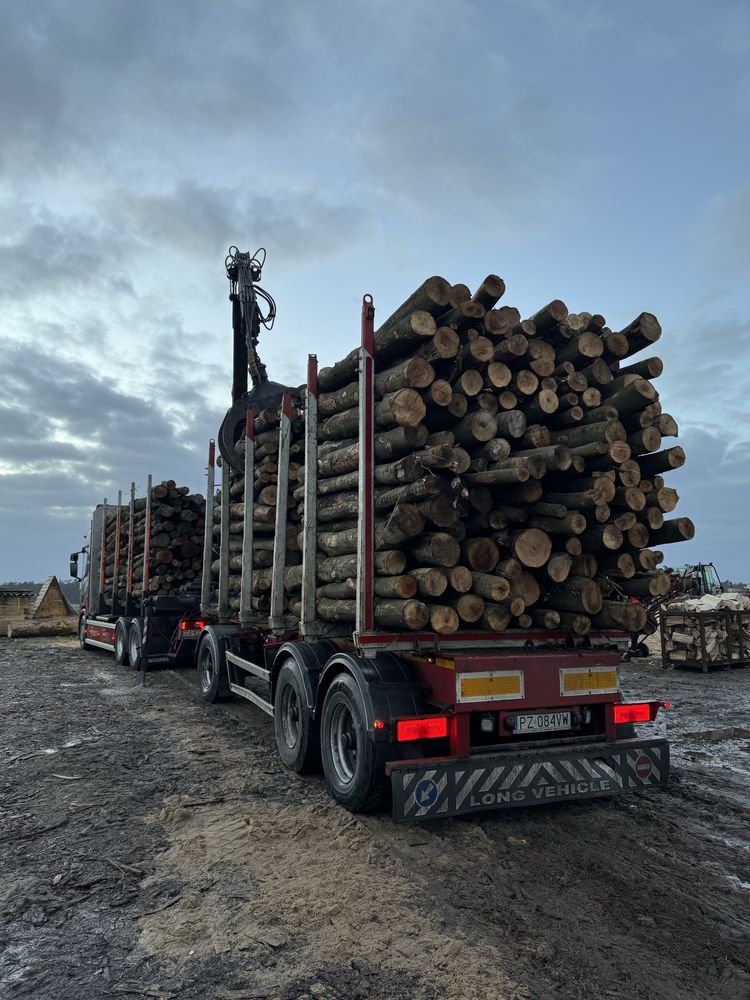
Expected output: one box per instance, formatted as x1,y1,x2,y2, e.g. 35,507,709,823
389,738,669,822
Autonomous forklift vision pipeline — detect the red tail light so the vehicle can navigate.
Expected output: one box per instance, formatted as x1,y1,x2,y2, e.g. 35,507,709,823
613,702,665,724
179,619,205,631
396,717,448,742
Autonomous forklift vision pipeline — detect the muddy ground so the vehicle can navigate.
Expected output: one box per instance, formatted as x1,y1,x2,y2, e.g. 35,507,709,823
1,637,749,1000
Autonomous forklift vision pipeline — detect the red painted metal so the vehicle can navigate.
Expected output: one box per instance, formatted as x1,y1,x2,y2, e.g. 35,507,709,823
208,438,216,467
307,353,318,397
355,629,627,649
142,495,152,596
281,391,292,420
112,501,122,610
408,649,622,715
246,407,254,441
449,714,470,757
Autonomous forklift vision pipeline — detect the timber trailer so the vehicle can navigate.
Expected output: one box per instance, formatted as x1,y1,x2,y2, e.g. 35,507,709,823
193,251,670,822
71,480,206,672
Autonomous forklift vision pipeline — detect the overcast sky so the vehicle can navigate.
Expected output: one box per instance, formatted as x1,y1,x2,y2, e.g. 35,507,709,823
1,0,749,582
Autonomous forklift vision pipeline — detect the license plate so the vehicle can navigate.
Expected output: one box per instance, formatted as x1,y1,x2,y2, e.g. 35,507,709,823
180,629,200,639
513,711,572,734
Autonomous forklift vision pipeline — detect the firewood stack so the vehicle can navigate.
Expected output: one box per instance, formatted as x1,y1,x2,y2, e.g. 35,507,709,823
217,274,693,637
101,481,206,607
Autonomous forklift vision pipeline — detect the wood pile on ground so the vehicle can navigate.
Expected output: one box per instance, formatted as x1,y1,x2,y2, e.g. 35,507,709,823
216,273,693,636
663,594,750,663
102,481,206,607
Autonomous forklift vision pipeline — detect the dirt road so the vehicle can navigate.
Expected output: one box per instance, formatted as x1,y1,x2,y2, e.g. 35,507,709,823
1,638,749,1000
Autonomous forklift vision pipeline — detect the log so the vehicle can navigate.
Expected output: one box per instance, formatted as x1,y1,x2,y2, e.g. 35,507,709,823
374,575,418,599
410,568,448,598
579,524,623,551
637,447,685,477
428,605,461,634
451,593,485,623
617,312,662,356
592,600,647,632
417,326,461,361
471,274,506,310
316,551,406,582
462,538,500,573
546,577,603,615
410,532,461,567
7,616,77,638
482,605,512,631
471,573,511,601
449,566,473,592
647,518,695,545
529,609,562,630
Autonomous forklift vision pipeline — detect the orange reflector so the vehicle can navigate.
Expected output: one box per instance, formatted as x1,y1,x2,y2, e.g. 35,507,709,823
614,702,652,724
396,717,448,742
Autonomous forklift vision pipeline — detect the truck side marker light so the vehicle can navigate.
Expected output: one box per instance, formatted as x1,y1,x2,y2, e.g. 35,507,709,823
373,720,385,730
396,718,448,742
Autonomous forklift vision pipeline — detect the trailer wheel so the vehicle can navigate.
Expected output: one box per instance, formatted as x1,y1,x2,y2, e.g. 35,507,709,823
320,672,386,813
127,621,142,671
197,635,231,702
114,620,129,666
78,616,89,650
273,659,320,774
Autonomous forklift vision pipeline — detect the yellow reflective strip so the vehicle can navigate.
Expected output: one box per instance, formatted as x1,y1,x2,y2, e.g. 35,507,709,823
562,669,618,694
461,674,522,699
435,657,455,671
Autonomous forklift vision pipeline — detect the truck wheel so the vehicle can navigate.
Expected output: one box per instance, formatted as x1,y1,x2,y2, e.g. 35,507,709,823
197,636,231,702
114,620,129,666
274,659,320,774
78,616,89,650
127,621,142,671
320,672,386,813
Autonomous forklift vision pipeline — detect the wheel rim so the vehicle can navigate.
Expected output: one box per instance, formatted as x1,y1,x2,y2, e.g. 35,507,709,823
129,632,140,663
115,630,124,659
200,647,214,691
329,701,358,785
280,683,300,749
79,619,86,644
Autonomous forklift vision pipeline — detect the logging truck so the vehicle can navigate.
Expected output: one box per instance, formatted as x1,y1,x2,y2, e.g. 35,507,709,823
187,250,671,821
71,481,207,669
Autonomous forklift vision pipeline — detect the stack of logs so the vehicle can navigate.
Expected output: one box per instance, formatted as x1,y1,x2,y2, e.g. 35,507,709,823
212,413,304,613
215,273,693,637
102,481,206,607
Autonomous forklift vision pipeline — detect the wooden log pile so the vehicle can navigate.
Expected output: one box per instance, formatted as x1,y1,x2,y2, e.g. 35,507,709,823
663,595,750,664
218,273,693,637
212,405,305,614
102,481,206,607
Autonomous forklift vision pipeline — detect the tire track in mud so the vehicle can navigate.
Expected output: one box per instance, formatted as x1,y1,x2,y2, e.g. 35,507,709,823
2,639,749,1000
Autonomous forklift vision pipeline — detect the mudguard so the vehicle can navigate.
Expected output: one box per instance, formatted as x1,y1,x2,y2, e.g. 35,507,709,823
315,651,423,741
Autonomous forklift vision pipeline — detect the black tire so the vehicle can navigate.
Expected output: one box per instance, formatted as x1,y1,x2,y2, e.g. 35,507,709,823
320,672,387,813
127,620,142,672
114,620,129,666
273,658,320,774
197,635,231,702
78,616,89,650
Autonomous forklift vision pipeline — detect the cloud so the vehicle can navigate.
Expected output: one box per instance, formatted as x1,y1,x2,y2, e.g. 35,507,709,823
697,183,750,278
0,0,290,178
